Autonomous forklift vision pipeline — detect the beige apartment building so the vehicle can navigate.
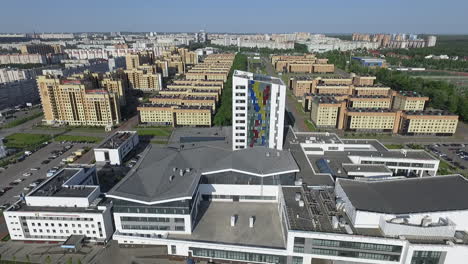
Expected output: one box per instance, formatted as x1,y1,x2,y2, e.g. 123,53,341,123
310,97,346,128
159,89,219,101
352,75,376,86
348,96,392,109
166,83,222,94
271,54,334,73
138,104,212,127
149,95,216,111
124,68,162,92
37,75,121,127
399,110,459,135
353,85,391,96
341,108,401,133
20,44,63,55
392,90,429,111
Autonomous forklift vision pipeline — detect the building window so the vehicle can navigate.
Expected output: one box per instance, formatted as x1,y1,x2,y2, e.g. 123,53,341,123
171,245,177,255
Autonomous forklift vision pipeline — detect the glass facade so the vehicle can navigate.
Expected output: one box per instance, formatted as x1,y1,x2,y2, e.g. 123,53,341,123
411,251,444,264
294,237,402,262
112,199,191,215
200,171,295,185
292,256,303,264
247,80,271,148
190,247,286,264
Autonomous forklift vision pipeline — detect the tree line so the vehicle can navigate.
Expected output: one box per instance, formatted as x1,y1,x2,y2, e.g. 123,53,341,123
213,53,248,126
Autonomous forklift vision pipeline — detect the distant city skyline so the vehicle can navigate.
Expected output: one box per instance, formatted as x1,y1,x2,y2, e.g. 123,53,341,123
1,0,467,34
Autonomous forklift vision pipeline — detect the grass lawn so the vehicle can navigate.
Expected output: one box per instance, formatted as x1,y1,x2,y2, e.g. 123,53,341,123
54,135,103,143
304,120,317,132
136,127,173,137
3,133,51,149
1,112,43,129
343,133,393,140
384,144,404,149
438,160,457,175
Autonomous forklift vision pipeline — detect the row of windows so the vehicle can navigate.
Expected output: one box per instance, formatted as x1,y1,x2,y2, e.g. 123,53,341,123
113,206,190,215
19,216,95,221
121,225,185,231
309,238,402,253
120,216,184,223
190,248,286,264
202,194,276,200
311,248,400,262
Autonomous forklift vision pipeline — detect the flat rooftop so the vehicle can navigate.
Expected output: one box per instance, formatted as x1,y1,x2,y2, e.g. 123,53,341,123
338,175,468,214
404,110,457,116
108,144,299,203
98,131,135,149
29,168,95,198
169,201,285,249
282,186,346,234
283,128,334,186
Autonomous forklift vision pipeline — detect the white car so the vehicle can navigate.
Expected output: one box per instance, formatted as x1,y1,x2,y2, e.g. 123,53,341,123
23,186,31,192
30,167,40,171
22,172,32,177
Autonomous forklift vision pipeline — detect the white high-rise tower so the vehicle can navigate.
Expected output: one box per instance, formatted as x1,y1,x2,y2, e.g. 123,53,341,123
232,70,286,150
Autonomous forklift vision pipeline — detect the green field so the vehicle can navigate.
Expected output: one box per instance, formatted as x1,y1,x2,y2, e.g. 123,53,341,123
384,144,404,149
136,127,173,137
3,133,51,149
54,135,103,143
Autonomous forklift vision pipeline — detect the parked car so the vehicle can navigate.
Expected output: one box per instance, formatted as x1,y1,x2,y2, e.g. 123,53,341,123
22,172,32,177
41,160,50,165
30,167,40,171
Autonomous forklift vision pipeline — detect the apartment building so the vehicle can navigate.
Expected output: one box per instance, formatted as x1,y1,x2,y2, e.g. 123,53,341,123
352,75,377,86
166,82,222,94
0,54,47,65
138,104,212,127
310,96,345,128
20,44,63,55
136,53,234,127
399,110,459,136
291,75,381,98
232,70,286,150
348,95,392,109
341,108,401,133
124,68,162,92
158,89,219,101
149,95,216,111
392,90,429,111
37,75,121,127
271,54,334,73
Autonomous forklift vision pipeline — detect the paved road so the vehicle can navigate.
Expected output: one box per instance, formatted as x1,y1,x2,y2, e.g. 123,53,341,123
262,56,307,132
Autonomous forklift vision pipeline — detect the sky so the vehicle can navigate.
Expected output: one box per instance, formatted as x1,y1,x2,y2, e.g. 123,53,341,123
0,0,467,34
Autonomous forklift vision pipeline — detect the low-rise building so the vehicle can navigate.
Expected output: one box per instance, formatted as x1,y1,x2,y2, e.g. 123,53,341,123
94,131,139,165
352,57,387,67
4,165,114,243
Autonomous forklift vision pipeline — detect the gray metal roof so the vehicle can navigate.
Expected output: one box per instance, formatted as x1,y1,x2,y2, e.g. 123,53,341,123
108,145,299,204
338,175,468,214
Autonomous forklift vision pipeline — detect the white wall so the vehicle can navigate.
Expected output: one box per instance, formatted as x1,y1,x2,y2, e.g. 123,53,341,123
198,184,279,202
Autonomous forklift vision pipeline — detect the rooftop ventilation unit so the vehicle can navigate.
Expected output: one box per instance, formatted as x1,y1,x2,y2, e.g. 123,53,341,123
266,152,270,157
230,215,237,227
299,200,304,207
295,192,301,201
249,216,255,228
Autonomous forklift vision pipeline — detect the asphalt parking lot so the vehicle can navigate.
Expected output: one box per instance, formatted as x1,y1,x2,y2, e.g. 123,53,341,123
426,143,468,172
0,141,94,206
